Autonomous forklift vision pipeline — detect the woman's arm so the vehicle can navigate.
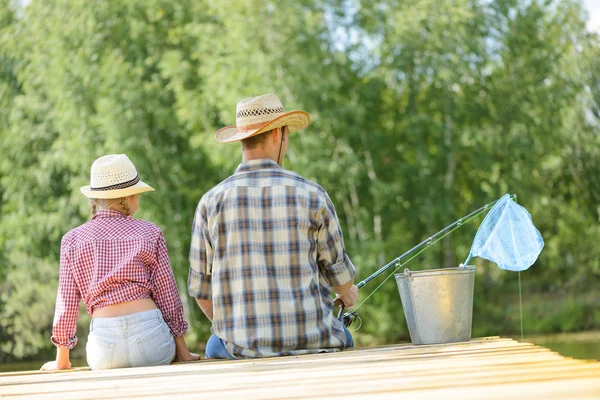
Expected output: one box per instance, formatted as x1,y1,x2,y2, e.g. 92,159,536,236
153,231,200,362
42,238,80,371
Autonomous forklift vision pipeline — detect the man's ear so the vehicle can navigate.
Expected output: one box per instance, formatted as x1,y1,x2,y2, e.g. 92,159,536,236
271,127,281,144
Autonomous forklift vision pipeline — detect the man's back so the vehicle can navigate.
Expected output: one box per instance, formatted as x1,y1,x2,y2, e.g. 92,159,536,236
189,158,355,358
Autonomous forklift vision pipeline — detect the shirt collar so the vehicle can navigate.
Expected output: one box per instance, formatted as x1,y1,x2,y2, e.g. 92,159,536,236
92,209,129,220
235,158,282,174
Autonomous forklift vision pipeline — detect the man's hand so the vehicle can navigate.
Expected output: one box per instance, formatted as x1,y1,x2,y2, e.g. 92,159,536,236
40,360,71,371
335,284,359,308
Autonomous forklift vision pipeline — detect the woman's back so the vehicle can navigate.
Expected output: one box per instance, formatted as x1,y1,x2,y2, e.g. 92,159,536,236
63,209,163,316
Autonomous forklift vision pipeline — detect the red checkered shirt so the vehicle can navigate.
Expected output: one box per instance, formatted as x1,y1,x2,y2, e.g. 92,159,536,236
51,209,188,349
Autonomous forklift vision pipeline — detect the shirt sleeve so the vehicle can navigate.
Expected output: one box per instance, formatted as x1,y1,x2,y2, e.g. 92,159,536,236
152,231,189,337
51,239,81,349
316,193,356,287
188,203,213,300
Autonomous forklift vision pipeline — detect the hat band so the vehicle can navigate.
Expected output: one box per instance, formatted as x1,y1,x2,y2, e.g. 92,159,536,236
237,121,269,133
90,175,140,191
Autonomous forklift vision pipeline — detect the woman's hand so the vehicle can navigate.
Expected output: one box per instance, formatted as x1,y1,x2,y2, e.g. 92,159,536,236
174,350,201,362
173,335,201,362
40,360,71,371
41,347,72,371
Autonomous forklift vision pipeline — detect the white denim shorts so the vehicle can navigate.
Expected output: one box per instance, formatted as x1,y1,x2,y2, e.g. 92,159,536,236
86,309,176,370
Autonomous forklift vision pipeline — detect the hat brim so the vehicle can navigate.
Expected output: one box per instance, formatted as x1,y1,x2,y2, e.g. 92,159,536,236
80,180,155,199
215,111,310,143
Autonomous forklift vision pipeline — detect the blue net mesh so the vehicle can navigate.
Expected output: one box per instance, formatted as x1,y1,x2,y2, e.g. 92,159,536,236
467,194,544,271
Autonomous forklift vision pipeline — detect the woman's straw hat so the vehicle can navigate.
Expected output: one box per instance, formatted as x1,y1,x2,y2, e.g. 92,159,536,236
80,154,155,199
215,93,310,143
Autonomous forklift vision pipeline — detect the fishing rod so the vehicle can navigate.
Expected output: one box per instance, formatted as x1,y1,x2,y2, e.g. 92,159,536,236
339,194,517,327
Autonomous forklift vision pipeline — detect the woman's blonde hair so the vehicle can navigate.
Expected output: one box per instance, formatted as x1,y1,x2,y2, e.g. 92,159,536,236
90,197,131,216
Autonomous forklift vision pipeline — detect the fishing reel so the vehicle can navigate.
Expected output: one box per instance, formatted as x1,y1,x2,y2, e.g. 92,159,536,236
335,300,360,328
341,311,359,327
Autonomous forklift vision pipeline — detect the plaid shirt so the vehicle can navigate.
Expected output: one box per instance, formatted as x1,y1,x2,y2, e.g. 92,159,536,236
51,210,188,349
188,158,355,358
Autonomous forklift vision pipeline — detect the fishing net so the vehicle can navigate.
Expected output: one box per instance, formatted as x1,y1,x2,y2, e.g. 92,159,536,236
465,194,544,271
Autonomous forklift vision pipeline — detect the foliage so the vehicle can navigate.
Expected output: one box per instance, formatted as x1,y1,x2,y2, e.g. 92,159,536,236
0,0,599,361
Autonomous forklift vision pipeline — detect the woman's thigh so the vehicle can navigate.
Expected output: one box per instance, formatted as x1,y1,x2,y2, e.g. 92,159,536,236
86,330,121,370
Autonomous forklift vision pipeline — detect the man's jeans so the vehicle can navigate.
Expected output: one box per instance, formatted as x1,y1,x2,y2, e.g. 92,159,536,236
205,325,354,359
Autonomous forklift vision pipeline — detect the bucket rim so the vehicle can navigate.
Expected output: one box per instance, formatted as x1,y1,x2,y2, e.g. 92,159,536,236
395,265,475,279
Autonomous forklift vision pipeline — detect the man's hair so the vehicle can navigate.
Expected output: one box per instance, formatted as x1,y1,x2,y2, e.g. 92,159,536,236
241,129,274,150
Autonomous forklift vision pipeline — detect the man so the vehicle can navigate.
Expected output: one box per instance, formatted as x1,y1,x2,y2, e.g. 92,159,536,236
188,93,358,359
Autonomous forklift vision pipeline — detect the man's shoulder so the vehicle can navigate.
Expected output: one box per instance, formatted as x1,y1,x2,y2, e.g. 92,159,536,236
198,174,238,205
281,169,329,197
202,169,327,194
198,168,332,211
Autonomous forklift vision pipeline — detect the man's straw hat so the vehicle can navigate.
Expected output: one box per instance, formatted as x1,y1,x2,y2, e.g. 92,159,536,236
80,154,155,199
215,93,310,143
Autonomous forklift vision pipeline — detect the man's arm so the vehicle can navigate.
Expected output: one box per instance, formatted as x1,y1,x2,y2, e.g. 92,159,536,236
195,298,213,322
188,204,214,317
316,193,358,307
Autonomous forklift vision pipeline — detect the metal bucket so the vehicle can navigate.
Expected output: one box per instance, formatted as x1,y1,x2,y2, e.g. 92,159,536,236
395,266,475,345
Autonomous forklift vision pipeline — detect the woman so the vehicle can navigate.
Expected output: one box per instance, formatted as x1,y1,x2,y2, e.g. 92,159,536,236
41,154,200,370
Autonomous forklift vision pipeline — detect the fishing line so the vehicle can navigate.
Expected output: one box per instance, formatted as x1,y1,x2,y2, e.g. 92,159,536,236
514,195,525,342
352,205,491,313
342,193,535,341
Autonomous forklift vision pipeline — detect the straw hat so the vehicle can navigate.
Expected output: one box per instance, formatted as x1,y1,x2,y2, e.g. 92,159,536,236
215,93,310,143
80,154,155,199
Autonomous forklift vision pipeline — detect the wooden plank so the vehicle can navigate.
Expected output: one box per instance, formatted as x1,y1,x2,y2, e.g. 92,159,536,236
0,338,534,382
2,354,598,393
1,337,598,400
0,336,516,375
3,362,598,400
1,345,562,387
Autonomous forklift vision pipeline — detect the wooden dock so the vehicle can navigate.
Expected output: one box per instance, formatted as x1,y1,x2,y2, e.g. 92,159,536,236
1,337,599,399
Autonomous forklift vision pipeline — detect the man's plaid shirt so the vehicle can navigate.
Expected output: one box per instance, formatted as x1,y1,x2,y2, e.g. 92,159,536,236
188,158,356,358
